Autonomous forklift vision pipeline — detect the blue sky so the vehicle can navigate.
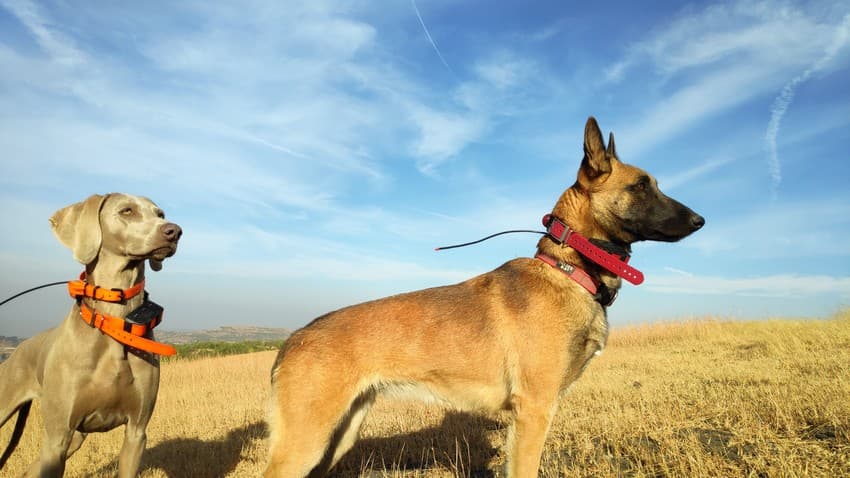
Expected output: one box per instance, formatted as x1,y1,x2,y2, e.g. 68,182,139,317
1,0,849,338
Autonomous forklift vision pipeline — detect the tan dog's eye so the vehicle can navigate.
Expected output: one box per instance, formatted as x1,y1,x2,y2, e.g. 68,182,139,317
120,207,133,216
156,210,165,219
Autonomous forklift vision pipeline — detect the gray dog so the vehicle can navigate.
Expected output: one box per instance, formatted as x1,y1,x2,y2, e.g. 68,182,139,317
0,193,181,477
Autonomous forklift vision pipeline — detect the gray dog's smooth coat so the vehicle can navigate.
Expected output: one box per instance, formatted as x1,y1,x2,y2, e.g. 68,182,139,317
0,193,181,477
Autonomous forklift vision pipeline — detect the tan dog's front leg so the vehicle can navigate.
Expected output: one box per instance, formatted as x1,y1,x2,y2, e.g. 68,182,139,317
503,394,558,478
117,423,147,478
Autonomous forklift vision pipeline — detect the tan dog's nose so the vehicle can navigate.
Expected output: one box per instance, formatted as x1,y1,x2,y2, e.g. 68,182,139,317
161,223,182,241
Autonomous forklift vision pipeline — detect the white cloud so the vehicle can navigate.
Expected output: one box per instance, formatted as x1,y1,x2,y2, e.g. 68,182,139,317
764,12,850,195
682,197,850,258
0,1,402,215
606,1,850,160
409,107,486,174
612,2,832,79
410,0,455,76
647,272,850,298
0,0,85,66
623,64,774,157
656,156,737,191
406,50,559,174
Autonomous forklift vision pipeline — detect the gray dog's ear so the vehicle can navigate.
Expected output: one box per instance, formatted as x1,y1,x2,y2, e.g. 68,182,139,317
50,194,108,265
149,258,163,271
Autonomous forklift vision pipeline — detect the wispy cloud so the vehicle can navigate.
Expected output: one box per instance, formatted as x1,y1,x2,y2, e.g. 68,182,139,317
764,13,850,196
410,0,455,76
0,0,84,66
408,106,486,175
0,1,404,212
407,50,557,174
681,196,850,258
606,1,850,160
647,272,850,298
657,156,737,191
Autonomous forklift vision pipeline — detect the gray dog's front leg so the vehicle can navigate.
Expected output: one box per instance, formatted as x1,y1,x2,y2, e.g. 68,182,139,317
117,423,147,478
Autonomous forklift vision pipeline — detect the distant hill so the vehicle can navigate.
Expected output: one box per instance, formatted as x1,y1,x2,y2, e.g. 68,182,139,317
0,327,290,362
0,336,24,362
0,336,24,348
155,326,291,344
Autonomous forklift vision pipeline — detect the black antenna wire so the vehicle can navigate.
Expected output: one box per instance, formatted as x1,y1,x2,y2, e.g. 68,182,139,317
0,281,67,307
435,230,546,251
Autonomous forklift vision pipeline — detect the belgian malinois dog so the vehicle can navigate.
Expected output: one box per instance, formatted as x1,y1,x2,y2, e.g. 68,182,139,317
265,117,704,477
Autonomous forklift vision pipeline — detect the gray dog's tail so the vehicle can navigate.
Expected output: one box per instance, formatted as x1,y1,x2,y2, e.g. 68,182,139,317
0,400,32,469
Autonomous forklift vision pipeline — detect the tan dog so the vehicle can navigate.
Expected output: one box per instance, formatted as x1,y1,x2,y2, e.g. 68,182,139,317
265,117,705,477
0,193,181,477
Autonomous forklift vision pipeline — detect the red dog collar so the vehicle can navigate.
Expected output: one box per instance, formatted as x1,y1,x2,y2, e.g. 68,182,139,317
542,214,644,285
534,252,598,295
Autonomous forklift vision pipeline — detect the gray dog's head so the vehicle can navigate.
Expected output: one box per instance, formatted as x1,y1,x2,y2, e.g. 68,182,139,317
50,193,182,271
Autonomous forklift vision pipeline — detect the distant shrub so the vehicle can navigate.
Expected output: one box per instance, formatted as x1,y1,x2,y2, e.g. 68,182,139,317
164,340,283,361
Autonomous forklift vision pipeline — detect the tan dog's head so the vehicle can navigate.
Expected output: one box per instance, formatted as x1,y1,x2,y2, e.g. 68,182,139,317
571,117,704,244
49,193,182,271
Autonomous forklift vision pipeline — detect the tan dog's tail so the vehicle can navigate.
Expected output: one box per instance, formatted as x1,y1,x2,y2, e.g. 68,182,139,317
0,400,32,469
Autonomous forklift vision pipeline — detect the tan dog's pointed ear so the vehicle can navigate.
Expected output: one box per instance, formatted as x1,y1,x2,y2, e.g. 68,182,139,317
149,258,163,271
606,132,617,157
581,117,612,179
49,194,108,265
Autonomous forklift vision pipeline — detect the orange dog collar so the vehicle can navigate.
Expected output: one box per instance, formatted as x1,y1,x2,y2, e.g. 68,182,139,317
78,303,176,356
68,272,145,303
69,271,176,356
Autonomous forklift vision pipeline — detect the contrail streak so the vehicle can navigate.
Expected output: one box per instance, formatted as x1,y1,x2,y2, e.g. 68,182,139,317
411,0,455,76
765,13,850,196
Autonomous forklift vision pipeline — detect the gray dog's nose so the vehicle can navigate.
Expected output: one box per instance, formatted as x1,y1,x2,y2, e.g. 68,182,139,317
161,223,182,241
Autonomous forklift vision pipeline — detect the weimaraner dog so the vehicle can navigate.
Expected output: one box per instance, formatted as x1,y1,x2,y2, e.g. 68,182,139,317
0,193,181,477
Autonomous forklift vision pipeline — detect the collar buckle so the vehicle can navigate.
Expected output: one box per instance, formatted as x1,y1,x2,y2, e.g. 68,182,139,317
542,214,572,244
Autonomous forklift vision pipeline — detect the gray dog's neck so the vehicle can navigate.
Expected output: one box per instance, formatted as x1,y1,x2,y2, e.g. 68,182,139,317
85,256,145,287
80,255,147,315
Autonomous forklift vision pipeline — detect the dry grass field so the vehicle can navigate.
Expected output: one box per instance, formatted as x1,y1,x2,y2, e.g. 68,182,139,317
2,310,848,477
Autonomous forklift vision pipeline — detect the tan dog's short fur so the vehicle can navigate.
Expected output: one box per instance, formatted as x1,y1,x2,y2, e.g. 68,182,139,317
0,193,181,477
264,117,704,477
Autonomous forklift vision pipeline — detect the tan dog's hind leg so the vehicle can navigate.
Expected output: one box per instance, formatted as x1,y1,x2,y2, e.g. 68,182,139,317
326,389,376,470
264,403,333,478
265,373,365,478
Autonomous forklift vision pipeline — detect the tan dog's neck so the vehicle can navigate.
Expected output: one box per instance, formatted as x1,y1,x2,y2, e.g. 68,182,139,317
536,185,625,294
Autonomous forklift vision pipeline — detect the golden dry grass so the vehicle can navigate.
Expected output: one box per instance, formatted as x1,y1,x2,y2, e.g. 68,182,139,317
2,310,849,477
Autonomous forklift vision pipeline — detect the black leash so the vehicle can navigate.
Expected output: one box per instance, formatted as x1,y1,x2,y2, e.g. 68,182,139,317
435,230,546,251
0,281,67,307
